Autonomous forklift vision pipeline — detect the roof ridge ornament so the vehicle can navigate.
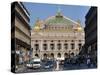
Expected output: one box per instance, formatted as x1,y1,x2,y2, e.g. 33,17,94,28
33,17,41,31
76,20,83,32
56,6,63,17
58,6,61,13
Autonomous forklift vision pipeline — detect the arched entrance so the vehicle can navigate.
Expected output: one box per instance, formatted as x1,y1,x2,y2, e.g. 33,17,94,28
50,53,54,59
57,53,61,58
70,52,74,58
43,53,48,59
35,53,39,57
64,53,69,58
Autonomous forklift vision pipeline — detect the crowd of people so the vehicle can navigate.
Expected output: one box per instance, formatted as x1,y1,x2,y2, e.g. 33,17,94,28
63,53,97,70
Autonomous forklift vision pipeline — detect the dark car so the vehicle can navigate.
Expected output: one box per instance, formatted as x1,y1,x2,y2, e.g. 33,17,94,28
44,60,54,69
41,59,56,70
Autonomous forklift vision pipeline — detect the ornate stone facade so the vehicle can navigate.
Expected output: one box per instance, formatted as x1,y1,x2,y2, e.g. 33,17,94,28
31,10,85,60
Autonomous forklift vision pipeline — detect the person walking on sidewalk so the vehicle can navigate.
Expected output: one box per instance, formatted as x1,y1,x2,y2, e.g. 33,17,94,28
86,55,91,68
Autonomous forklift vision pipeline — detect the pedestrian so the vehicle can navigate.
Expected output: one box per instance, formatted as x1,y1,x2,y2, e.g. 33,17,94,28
78,56,81,66
50,54,57,70
52,59,57,71
86,56,91,68
55,60,60,71
63,57,69,70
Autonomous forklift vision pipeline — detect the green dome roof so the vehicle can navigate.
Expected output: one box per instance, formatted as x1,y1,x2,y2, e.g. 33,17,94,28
45,15,78,26
45,9,78,26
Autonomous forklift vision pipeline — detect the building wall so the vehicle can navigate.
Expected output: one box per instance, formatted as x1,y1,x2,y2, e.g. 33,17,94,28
31,9,85,60
31,30,84,59
15,16,31,45
85,7,97,65
11,2,31,67
15,16,30,37
14,2,31,50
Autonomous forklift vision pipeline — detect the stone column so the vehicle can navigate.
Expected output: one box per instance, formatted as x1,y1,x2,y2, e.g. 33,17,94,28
54,40,57,51
68,40,71,51
48,40,50,51
40,40,43,59
54,40,58,59
74,40,78,56
75,40,77,50
61,40,64,51
68,40,71,57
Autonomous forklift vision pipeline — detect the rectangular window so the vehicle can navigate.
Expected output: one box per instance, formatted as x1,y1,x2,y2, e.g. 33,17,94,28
64,44,68,50
43,44,47,50
78,43,82,50
50,44,54,50
71,43,75,49
34,44,39,51
57,43,61,50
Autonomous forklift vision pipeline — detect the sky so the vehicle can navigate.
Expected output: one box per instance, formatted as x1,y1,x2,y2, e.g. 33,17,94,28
23,2,90,28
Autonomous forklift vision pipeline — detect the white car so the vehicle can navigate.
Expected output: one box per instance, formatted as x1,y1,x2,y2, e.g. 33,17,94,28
33,59,41,69
26,58,41,69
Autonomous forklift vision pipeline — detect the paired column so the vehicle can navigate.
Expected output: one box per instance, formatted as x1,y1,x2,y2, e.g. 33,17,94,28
68,41,71,51
61,41,64,51
40,40,43,51
75,40,78,50
47,41,50,51
54,40,57,51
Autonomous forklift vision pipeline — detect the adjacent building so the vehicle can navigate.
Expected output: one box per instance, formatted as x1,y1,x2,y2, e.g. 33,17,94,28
84,7,97,65
11,2,31,71
31,10,85,60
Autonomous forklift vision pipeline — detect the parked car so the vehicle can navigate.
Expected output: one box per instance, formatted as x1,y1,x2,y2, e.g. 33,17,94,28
41,59,55,70
44,60,54,69
26,58,41,69
33,59,41,69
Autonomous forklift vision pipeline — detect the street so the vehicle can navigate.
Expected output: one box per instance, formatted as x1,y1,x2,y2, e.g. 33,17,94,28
15,60,97,73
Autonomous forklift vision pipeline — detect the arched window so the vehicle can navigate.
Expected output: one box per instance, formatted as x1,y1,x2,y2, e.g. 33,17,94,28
51,53,54,57
70,52,74,57
64,53,68,56
57,53,61,58
44,53,47,56
64,53,69,58
35,54,39,57
43,53,47,59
